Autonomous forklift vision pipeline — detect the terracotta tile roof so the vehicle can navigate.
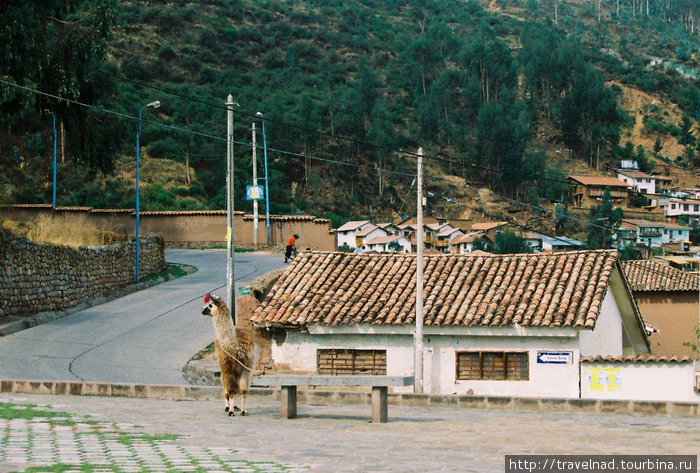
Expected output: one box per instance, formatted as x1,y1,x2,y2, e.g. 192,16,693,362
450,232,486,244
568,175,630,188
471,221,508,231
337,220,372,232
356,225,381,237
252,250,619,329
616,170,654,179
621,260,699,291
366,235,404,245
581,355,696,363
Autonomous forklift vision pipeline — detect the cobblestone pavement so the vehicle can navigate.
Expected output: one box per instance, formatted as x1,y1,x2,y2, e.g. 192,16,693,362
1,394,698,473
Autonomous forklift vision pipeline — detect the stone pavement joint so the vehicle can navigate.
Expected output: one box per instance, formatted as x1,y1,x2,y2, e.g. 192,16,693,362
0,378,698,417
0,399,308,473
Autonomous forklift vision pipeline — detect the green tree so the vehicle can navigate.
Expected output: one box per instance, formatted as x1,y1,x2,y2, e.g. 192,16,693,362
473,95,530,197
557,64,622,166
586,188,624,249
0,0,120,173
489,230,533,254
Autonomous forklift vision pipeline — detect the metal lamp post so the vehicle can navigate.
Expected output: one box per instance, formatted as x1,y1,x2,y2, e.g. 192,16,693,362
256,112,270,247
135,100,160,283
51,113,57,207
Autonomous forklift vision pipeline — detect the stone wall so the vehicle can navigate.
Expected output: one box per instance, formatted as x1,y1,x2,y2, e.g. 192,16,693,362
0,205,337,250
0,229,165,317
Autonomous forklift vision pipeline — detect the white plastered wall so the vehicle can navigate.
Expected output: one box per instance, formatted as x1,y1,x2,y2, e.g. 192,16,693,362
270,327,582,397
581,361,700,402
578,289,624,357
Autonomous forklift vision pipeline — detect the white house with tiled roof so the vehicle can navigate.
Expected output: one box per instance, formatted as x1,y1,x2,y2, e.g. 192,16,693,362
353,225,387,249
614,169,656,195
448,231,487,254
336,220,374,249
252,250,651,398
365,235,411,253
666,198,700,225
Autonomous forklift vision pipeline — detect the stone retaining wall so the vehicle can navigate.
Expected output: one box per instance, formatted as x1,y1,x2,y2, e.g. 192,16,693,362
0,230,165,317
0,379,696,417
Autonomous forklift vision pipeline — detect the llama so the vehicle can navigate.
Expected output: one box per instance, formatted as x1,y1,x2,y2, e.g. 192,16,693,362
201,293,259,416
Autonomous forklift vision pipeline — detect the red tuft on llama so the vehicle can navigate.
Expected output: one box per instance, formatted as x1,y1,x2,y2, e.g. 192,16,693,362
201,293,259,416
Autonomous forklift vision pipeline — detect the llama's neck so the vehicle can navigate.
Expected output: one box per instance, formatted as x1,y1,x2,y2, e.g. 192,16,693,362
213,309,237,347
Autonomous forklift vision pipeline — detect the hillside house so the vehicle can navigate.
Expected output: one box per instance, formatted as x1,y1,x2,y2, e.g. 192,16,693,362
252,250,650,398
567,175,630,208
377,223,400,236
432,224,464,252
621,260,699,358
365,235,411,253
666,198,700,225
523,233,543,252
354,225,387,248
616,219,689,248
614,170,656,195
470,221,508,241
529,233,584,252
336,220,374,249
448,232,488,254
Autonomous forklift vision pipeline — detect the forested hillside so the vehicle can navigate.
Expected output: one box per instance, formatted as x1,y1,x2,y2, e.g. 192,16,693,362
1,0,698,227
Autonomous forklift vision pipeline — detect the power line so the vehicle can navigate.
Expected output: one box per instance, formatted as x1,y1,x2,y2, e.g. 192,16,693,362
3,78,418,182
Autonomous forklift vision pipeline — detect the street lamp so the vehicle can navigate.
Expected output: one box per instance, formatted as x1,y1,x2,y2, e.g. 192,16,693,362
135,100,160,283
256,112,271,247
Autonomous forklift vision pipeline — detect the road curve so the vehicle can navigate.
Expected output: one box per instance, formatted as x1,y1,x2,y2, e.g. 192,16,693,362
0,249,286,385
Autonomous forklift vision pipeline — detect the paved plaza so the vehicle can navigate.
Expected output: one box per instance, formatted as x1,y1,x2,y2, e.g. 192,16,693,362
1,393,698,472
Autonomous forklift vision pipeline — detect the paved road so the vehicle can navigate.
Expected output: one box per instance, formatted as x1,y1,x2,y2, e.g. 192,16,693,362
0,249,286,385
1,393,698,473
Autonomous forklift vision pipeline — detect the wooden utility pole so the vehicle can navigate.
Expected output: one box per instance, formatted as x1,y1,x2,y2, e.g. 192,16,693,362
252,122,258,250
414,147,424,394
226,94,236,323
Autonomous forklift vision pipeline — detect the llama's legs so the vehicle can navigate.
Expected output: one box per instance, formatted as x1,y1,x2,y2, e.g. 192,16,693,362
224,391,232,414
231,393,241,413
240,392,248,416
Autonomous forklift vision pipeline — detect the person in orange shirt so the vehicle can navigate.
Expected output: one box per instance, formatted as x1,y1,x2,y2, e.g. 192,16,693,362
284,234,299,263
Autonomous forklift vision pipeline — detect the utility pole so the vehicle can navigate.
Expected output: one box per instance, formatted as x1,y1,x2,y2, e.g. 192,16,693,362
226,94,236,324
414,147,424,394
252,122,258,250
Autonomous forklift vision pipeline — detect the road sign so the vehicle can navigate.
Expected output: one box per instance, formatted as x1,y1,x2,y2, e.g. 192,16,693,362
536,351,572,364
246,185,264,200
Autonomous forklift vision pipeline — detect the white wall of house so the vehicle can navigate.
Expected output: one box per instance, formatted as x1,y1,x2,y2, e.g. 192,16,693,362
337,222,374,248
578,290,624,357
424,335,580,398
366,236,411,253
269,326,583,398
357,227,388,247
666,200,700,220
581,361,700,402
616,173,656,195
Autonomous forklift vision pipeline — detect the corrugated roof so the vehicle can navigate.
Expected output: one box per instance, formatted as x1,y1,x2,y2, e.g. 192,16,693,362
621,260,699,291
568,175,630,187
252,250,619,329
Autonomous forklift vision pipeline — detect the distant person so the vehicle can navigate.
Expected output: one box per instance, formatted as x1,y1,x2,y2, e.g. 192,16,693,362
354,245,366,253
285,234,299,263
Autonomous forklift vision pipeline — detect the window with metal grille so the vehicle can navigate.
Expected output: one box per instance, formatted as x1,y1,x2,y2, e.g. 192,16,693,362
456,351,529,381
317,349,387,375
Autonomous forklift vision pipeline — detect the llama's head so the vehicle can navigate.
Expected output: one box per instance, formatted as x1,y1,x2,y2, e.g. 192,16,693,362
201,293,225,317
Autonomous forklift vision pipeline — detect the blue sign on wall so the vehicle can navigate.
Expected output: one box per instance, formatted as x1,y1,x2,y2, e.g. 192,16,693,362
536,351,573,364
246,185,264,200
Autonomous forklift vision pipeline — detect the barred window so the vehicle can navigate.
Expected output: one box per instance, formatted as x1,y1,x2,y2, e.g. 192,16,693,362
317,349,387,375
456,351,529,381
